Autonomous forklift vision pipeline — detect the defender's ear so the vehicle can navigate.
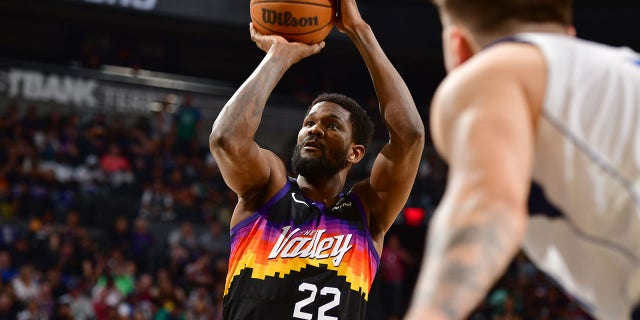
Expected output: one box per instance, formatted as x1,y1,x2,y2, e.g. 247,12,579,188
444,24,475,70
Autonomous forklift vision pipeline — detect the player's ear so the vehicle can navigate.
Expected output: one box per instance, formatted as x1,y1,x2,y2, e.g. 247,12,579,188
348,145,365,164
447,24,474,68
567,25,577,37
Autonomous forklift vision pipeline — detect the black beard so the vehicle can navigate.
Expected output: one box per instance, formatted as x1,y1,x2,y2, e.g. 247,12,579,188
291,142,349,181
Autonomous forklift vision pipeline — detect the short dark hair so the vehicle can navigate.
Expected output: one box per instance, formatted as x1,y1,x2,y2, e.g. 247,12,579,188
433,0,573,35
309,93,374,149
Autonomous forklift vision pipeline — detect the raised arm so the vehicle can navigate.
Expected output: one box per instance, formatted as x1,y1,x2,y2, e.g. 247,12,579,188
405,45,540,320
339,0,425,244
209,25,324,225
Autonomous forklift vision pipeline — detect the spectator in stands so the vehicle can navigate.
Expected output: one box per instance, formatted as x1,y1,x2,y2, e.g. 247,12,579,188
51,294,74,320
184,254,214,290
45,268,67,301
167,223,199,277
74,154,106,196
154,269,187,318
129,273,155,307
130,218,156,274
166,168,198,220
57,114,82,166
91,274,123,320
0,221,21,250
0,290,21,320
198,220,229,261
20,105,42,138
108,215,132,255
100,143,134,190
0,250,17,283
139,178,176,221
0,173,10,220
41,111,64,139
77,115,107,157
40,231,63,272
60,210,84,243
0,103,19,137
16,299,47,320
150,94,176,141
72,231,98,276
14,167,54,220
173,95,201,156
185,286,215,320
11,264,40,303
34,279,56,317
33,115,59,163
8,237,33,269
167,222,198,254
128,122,156,189
66,282,95,320
101,249,134,296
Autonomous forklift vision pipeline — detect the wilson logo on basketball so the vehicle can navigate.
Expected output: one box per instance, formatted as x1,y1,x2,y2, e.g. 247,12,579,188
261,9,319,27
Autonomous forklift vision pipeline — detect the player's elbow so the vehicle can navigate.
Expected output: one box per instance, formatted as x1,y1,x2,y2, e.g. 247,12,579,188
400,111,426,144
400,125,426,153
209,130,224,151
384,103,426,145
412,125,426,146
405,116,425,137
209,129,235,155
209,128,256,163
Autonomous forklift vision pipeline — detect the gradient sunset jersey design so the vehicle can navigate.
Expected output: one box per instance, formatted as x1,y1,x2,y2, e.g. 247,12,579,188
223,178,380,320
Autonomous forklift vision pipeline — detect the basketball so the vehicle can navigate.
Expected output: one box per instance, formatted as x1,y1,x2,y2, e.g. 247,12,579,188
250,0,336,44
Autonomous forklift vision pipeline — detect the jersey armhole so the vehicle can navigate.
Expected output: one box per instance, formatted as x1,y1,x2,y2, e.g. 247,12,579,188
348,193,381,263
229,181,292,237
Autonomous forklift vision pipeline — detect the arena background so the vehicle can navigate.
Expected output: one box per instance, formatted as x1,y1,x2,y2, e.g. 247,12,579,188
0,0,639,319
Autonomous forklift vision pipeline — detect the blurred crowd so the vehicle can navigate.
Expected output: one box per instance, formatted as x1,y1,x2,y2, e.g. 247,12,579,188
0,97,232,320
0,98,592,319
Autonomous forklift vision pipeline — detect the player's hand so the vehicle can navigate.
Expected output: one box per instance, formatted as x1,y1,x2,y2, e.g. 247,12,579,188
250,23,325,64
336,0,365,35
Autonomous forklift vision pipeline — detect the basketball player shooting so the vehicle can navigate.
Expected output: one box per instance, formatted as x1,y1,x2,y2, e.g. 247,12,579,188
404,1,640,320
209,0,425,318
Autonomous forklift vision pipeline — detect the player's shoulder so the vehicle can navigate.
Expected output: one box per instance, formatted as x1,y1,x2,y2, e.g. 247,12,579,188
430,42,546,152
436,42,546,111
463,42,546,86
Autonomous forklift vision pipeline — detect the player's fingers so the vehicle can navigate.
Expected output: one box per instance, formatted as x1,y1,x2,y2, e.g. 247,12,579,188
310,41,326,54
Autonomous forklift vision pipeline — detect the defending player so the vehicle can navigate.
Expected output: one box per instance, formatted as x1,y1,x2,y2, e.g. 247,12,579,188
405,1,640,319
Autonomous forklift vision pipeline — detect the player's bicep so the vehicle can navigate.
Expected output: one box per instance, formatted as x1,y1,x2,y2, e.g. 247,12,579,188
440,76,534,208
354,131,423,237
434,45,544,205
367,142,423,197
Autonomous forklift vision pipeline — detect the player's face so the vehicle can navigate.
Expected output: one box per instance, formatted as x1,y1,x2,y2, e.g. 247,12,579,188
292,102,353,178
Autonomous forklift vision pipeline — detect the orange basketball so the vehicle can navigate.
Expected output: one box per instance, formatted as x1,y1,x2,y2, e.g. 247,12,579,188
250,0,336,44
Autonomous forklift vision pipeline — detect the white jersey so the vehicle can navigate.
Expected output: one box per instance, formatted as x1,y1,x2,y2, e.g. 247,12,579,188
515,33,640,320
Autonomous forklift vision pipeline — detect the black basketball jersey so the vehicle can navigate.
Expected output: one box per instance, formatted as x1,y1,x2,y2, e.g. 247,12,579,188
223,178,380,320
